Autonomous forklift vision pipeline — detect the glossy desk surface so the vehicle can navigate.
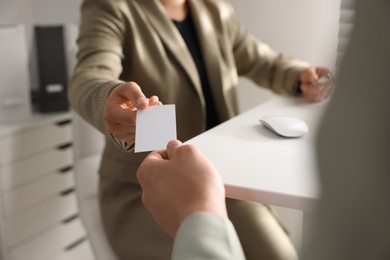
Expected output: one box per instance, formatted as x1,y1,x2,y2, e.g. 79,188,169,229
187,96,328,211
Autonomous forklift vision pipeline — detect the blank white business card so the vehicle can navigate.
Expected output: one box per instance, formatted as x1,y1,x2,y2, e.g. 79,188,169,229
135,104,177,153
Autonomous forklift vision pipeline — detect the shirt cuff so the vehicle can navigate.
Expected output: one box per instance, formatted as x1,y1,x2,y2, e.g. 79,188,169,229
110,133,135,153
293,80,303,96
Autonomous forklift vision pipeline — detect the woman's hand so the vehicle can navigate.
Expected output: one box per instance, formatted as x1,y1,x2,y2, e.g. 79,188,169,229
103,81,162,144
300,67,334,102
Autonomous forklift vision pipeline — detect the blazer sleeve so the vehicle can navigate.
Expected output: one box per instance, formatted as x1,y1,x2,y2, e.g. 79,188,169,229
68,0,126,134
302,1,390,259
221,0,308,95
172,213,246,260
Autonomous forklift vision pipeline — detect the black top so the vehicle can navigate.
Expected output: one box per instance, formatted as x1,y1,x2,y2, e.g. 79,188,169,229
173,13,220,130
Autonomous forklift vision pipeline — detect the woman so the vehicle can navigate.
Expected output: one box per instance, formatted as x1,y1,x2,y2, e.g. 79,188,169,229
69,0,332,259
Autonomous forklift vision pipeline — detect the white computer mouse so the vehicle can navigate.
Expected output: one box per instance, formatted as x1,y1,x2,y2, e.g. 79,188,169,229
259,116,308,138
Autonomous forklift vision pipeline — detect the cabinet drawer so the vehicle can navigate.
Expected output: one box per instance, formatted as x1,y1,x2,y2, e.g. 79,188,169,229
0,147,73,191
4,170,75,217
0,122,72,165
6,192,78,247
8,218,87,260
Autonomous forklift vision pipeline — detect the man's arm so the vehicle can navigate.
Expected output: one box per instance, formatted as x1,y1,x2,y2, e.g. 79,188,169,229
302,1,390,259
173,213,245,260
136,140,245,259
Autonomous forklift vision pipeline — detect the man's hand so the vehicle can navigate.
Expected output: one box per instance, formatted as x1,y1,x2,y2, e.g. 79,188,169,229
137,140,228,237
103,81,161,144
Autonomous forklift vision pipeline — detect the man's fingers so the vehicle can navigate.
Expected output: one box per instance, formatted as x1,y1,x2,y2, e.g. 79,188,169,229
146,150,166,161
167,140,182,160
137,151,166,181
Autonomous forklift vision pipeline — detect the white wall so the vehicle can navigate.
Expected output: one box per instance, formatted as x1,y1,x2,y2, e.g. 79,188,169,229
0,0,82,89
32,0,81,25
0,0,81,38
0,1,34,38
230,0,340,111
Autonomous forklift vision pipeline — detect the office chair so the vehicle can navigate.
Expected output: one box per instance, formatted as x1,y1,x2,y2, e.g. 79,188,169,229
72,112,118,260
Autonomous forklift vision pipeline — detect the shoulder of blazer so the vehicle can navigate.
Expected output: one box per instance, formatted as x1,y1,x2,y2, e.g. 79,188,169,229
199,0,236,16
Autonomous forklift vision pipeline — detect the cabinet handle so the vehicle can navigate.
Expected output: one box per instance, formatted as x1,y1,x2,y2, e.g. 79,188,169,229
57,143,73,150
60,187,75,196
55,119,72,126
65,237,87,251
62,214,79,224
58,165,73,173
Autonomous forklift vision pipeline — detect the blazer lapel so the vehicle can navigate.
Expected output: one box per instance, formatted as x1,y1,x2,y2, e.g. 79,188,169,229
136,0,202,95
188,0,225,113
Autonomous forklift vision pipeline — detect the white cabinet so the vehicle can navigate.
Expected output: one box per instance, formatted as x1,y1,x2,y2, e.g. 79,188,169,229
0,113,94,260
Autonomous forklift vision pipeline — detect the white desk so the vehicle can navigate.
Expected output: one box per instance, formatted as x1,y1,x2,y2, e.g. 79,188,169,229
187,96,328,212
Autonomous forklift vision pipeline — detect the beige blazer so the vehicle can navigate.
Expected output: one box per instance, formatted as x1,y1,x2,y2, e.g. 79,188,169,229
69,0,307,183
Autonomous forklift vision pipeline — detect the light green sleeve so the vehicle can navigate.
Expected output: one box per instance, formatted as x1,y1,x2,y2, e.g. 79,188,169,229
302,1,390,260
172,212,246,260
